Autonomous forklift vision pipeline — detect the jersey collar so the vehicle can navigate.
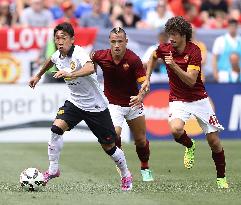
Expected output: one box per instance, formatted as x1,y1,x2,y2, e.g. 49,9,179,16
59,45,75,58
171,41,192,55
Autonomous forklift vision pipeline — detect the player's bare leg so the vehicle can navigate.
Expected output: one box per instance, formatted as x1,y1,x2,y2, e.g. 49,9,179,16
206,131,228,188
169,118,195,169
127,115,154,181
43,119,68,185
101,143,132,191
114,126,122,149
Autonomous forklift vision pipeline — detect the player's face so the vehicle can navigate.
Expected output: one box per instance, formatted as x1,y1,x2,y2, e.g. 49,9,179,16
54,30,74,55
168,32,186,49
109,32,127,56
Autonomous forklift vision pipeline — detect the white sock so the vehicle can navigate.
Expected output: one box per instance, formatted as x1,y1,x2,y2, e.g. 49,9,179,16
48,132,64,175
110,147,130,178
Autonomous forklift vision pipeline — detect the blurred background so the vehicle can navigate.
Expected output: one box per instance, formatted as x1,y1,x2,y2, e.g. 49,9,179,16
0,0,240,142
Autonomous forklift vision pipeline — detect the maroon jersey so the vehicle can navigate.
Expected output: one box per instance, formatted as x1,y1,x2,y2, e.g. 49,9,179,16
92,49,146,106
155,42,208,102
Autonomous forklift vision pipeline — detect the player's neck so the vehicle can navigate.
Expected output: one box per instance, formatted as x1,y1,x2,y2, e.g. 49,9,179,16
176,41,187,53
111,51,125,64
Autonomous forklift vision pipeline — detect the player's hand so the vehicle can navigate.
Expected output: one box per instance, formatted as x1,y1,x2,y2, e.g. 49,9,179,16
140,79,150,94
53,70,71,79
164,51,175,67
129,94,143,108
29,76,41,89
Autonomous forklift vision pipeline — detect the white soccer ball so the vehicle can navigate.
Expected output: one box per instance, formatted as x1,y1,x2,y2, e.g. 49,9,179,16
20,168,44,191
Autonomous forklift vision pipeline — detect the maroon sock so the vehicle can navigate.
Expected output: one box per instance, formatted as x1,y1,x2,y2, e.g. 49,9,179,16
136,139,150,169
115,136,122,149
212,149,226,178
174,130,193,148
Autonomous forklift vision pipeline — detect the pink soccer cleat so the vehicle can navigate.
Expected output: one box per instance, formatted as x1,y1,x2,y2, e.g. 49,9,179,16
43,169,60,186
121,173,133,191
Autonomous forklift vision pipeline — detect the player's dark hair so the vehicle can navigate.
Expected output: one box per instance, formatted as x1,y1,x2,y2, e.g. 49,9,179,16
54,22,74,38
165,16,192,42
109,27,127,38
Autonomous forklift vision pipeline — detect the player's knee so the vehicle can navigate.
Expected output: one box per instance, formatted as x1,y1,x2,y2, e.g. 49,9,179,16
169,120,184,137
207,132,221,148
170,125,183,136
208,136,221,149
51,125,64,135
102,143,116,155
134,137,146,147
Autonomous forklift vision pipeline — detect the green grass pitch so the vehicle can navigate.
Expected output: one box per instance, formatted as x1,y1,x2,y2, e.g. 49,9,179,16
0,140,240,205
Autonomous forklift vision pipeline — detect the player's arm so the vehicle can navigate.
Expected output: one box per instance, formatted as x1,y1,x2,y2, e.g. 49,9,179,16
129,77,147,108
69,61,95,78
89,51,99,72
170,64,199,87
53,61,95,79
130,56,151,108
139,51,158,94
165,51,199,87
29,58,54,89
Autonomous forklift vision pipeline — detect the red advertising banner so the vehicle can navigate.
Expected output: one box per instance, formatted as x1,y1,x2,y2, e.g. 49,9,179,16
0,27,97,83
0,27,97,51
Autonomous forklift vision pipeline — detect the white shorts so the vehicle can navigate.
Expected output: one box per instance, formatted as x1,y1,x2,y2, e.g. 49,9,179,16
169,97,224,134
108,104,145,128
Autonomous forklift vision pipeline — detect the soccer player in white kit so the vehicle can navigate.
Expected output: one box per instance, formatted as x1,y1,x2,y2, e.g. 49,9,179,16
53,27,154,182
28,23,132,191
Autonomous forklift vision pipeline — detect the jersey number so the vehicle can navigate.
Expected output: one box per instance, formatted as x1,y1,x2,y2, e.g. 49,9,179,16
209,115,219,126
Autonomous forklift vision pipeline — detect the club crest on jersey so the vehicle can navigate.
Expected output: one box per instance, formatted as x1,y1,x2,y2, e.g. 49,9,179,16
70,61,76,70
123,63,129,70
184,55,189,63
57,109,64,115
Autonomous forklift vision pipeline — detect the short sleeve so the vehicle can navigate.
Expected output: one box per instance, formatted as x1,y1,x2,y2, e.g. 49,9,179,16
50,51,59,64
187,47,202,71
155,44,165,59
76,47,92,67
91,50,100,62
133,57,146,83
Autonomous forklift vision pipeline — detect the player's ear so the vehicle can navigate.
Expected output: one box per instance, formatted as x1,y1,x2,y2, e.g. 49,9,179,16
126,38,128,44
71,36,75,44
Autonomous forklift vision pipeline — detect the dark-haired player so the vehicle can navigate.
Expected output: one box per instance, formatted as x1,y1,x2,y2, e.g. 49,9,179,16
141,16,228,188
54,27,154,182
29,22,132,191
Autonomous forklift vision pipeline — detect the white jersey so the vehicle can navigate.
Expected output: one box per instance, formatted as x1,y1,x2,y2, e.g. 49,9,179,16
51,45,108,112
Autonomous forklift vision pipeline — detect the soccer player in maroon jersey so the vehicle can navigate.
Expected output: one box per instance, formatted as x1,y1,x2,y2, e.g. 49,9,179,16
55,27,154,182
141,16,228,188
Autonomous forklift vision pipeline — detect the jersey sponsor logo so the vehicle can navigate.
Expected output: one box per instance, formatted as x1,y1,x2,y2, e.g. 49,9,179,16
67,81,80,85
0,53,21,83
123,63,129,70
144,89,202,137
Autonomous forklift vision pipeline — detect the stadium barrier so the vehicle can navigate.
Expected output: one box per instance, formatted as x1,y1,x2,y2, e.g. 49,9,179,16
0,84,130,142
0,84,240,142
